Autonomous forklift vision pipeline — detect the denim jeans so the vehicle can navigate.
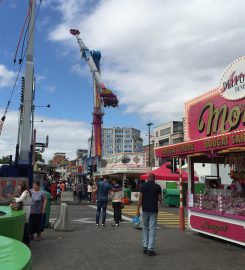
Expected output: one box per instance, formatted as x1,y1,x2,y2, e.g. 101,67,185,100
96,198,108,224
142,212,158,251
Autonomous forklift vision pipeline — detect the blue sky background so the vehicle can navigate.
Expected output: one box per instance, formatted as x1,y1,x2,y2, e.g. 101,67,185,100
0,0,141,127
1,0,245,160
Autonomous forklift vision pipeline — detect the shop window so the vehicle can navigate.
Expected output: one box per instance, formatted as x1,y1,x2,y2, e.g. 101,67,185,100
159,138,169,146
160,128,171,136
173,137,182,144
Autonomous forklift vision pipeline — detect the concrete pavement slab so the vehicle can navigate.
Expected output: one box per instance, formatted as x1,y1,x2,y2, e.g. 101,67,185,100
30,204,244,270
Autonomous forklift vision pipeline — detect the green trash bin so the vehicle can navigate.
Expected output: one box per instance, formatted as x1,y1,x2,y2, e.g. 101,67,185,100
163,189,180,207
0,235,32,270
166,182,177,189
0,206,25,241
123,188,131,201
194,183,205,194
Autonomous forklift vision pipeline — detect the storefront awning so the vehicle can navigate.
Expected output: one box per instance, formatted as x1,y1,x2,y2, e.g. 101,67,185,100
140,163,198,181
155,130,245,159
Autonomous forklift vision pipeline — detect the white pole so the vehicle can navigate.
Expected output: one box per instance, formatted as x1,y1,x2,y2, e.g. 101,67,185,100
19,0,36,164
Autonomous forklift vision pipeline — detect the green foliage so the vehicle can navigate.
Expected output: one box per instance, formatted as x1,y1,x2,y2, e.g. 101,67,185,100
35,152,45,163
0,155,11,164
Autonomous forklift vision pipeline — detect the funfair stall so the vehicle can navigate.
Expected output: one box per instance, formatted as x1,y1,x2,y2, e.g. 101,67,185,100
155,57,245,246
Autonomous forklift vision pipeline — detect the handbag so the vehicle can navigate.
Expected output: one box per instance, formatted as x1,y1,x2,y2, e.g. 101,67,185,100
121,202,125,209
132,215,140,226
11,201,23,211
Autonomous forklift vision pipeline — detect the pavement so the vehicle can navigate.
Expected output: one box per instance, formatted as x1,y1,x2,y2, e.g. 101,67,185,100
30,204,245,270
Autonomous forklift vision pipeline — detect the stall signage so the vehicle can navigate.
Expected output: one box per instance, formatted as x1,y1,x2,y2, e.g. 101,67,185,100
105,153,145,168
220,56,245,100
155,130,245,158
190,215,245,243
186,90,245,140
185,57,245,140
161,143,195,155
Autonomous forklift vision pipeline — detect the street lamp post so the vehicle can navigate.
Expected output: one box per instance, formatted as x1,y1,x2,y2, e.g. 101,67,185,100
147,123,153,169
34,120,44,123
34,104,51,108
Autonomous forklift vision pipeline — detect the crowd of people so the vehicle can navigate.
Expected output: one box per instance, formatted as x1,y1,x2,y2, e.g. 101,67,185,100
11,173,162,257
95,174,162,256
12,180,48,247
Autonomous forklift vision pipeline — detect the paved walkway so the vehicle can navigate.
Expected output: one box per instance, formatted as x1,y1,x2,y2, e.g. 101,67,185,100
30,204,244,270
117,205,188,228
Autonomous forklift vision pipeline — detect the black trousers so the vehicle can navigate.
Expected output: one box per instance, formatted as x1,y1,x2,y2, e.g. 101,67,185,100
23,223,30,245
29,213,42,235
87,192,92,202
112,202,122,224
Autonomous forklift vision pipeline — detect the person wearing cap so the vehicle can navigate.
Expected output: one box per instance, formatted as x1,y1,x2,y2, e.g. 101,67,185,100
136,173,162,256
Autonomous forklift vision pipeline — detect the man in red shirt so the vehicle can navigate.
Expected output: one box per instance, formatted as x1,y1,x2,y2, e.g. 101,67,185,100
60,181,66,192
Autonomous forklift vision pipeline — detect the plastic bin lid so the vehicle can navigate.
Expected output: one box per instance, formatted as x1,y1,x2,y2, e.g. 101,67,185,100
0,236,32,270
164,189,180,195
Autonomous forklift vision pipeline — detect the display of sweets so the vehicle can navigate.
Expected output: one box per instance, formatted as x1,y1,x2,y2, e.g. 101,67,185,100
193,193,245,216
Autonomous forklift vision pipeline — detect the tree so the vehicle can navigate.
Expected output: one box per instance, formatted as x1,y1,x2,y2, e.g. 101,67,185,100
0,155,11,164
35,152,45,163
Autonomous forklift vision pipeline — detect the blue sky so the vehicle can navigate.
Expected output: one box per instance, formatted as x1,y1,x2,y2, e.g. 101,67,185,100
0,0,140,126
1,0,245,160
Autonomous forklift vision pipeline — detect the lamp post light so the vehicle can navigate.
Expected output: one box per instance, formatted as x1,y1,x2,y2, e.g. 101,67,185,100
34,120,44,123
147,122,153,169
34,104,50,108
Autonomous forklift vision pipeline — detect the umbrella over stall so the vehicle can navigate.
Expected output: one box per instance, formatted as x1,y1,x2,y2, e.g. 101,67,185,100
140,163,198,181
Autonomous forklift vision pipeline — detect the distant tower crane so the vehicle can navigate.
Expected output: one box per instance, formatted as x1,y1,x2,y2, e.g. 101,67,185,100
70,29,118,163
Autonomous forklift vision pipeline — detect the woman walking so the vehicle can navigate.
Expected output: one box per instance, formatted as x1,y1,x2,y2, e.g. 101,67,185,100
111,179,123,226
13,182,31,246
29,181,47,241
87,183,92,202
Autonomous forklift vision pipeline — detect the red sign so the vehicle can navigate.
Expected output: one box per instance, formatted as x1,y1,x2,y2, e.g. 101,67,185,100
190,215,245,243
185,88,245,141
155,129,245,158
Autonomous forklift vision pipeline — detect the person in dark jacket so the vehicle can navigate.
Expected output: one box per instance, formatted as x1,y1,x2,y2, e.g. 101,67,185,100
95,177,111,226
137,174,162,256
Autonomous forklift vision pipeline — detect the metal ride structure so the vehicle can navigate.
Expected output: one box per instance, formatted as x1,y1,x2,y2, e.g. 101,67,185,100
0,0,48,186
70,29,118,171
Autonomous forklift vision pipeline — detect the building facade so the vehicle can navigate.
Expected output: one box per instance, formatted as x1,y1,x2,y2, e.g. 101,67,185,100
102,127,143,157
88,127,143,158
154,121,184,166
154,121,183,148
142,143,155,168
52,152,66,166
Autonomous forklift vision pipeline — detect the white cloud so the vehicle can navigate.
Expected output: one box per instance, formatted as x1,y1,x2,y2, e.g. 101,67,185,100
71,63,89,77
43,84,56,93
47,0,245,124
0,64,16,88
0,109,91,162
36,74,45,83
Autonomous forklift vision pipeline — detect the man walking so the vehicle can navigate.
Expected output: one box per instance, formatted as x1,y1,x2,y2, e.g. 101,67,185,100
96,177,111,227
136,174,162,256
111,179,122,226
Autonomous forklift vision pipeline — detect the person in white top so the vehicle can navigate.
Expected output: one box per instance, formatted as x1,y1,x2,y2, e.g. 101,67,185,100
87,183,93,203
14,181,31,246
111,179,123,226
